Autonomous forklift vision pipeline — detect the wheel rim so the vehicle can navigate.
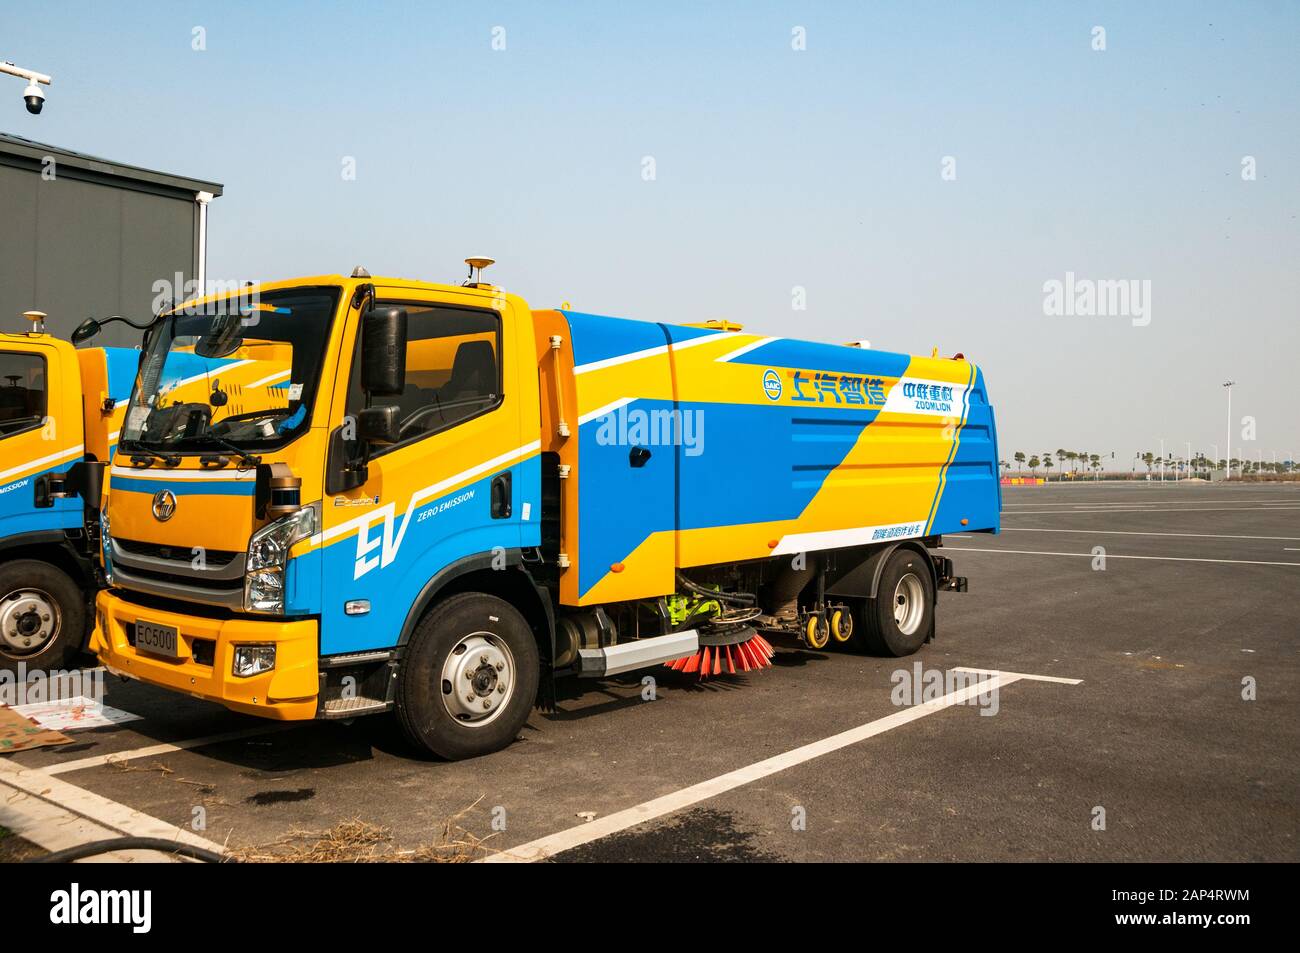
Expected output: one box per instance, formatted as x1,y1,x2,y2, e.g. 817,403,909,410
805,614,829,649
830,608,853,643
0,588,61,658
893,573,926,636
440,632,515,727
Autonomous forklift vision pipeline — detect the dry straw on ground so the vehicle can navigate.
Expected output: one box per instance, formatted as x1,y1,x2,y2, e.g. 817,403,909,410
230,801,496,863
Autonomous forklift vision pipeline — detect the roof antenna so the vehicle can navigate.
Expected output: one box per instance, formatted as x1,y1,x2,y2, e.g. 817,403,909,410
22,310,47,334
463,256,495,287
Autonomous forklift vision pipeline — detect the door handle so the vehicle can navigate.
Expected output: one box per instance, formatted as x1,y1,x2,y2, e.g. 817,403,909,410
490,472,512,519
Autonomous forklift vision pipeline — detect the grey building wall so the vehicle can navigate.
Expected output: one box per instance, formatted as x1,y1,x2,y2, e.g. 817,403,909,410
0,134,222,348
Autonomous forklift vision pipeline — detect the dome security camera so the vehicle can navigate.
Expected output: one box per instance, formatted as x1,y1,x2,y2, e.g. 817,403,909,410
23,80,44,115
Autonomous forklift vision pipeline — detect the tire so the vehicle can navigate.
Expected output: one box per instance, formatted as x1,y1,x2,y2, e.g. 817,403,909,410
829,605,854,644
0,559,88,675
396,592,539,760
855,549,935,657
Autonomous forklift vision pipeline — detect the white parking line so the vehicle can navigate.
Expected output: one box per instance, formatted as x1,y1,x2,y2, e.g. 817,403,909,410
0,759,227,857
1000,527,1300,542
484,668,1076,863
953,666,1083,685
0,780,123,856
46,724,290,775
945,547,1300,567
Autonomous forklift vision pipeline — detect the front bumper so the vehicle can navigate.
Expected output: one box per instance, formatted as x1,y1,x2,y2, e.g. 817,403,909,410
91,589,319,720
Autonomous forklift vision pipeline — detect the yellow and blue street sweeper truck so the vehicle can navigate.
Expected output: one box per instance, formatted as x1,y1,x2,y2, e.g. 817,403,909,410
87,262,1000,759
0,312,135,674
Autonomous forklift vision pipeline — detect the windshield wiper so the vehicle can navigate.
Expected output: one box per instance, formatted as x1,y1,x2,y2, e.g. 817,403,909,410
175,433,261,469
123,444,180,468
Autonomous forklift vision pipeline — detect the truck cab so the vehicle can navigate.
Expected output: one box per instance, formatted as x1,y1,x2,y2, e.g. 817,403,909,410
92,275,542,731
0,317,132,673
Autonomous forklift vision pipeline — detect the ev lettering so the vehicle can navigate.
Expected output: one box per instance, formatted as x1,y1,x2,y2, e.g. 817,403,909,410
353,489,478,578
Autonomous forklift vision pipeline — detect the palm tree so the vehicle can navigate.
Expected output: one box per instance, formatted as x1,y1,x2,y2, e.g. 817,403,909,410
1056,449,1067,480
1014,451,1025,473
1042,454,1054,480
1142,452,1154,473
1028,455,1040,474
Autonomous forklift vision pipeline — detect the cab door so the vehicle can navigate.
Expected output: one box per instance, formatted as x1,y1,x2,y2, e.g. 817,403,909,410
316,288,533,655
0,338,84,541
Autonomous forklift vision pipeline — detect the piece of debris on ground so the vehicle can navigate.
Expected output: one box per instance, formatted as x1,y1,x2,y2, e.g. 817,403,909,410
0,705,73,753
231,805,498,863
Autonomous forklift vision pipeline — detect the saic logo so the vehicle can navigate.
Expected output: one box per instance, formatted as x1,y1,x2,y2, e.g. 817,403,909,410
151,489,177,521
762,369,782,401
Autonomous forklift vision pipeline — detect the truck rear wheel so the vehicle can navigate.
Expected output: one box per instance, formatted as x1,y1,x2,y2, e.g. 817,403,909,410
396,592,539,760
0,560,87,675
856,549,934,657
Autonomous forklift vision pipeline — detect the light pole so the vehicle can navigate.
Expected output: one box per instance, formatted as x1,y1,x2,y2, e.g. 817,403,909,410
1223,381,1235,480
0,60,52,114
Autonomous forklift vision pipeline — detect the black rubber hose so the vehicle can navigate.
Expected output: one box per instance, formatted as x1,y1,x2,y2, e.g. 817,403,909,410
675,571,756,606
29,836,234,864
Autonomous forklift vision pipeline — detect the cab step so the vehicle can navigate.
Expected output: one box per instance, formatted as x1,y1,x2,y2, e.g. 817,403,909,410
319,695,392,719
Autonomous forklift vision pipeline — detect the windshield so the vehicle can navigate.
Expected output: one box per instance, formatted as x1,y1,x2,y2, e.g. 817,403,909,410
121,287,340,453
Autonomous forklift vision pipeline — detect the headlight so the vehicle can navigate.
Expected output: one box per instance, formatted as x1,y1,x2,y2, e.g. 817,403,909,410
245,569,286,613
232,644,276,677
243,504,317,613
247,504,316,572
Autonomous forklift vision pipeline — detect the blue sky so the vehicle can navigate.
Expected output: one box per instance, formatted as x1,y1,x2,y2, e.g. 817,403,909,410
3,1,1297,464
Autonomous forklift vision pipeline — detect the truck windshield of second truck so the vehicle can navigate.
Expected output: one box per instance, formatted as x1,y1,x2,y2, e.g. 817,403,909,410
119,287,340,455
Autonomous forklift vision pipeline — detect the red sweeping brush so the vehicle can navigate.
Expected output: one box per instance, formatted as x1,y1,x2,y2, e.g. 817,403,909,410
665,629,775,678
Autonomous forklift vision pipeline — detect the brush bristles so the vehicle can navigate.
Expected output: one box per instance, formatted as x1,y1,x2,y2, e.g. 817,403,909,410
665,634,774,678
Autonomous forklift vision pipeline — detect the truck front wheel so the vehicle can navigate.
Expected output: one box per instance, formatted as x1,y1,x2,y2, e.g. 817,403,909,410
0,559,87,675
856,549,935,657
396,592,539,760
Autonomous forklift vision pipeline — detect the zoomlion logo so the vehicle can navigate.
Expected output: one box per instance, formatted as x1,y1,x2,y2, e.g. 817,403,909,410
762,369,782,401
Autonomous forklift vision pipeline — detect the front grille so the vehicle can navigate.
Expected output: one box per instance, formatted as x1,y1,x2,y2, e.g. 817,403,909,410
119,563,243,593
116,538,240,567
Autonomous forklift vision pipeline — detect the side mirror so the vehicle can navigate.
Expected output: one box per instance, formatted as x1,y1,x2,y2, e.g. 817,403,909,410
72,318,101,345
357,405,402,445
361,307,407,396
